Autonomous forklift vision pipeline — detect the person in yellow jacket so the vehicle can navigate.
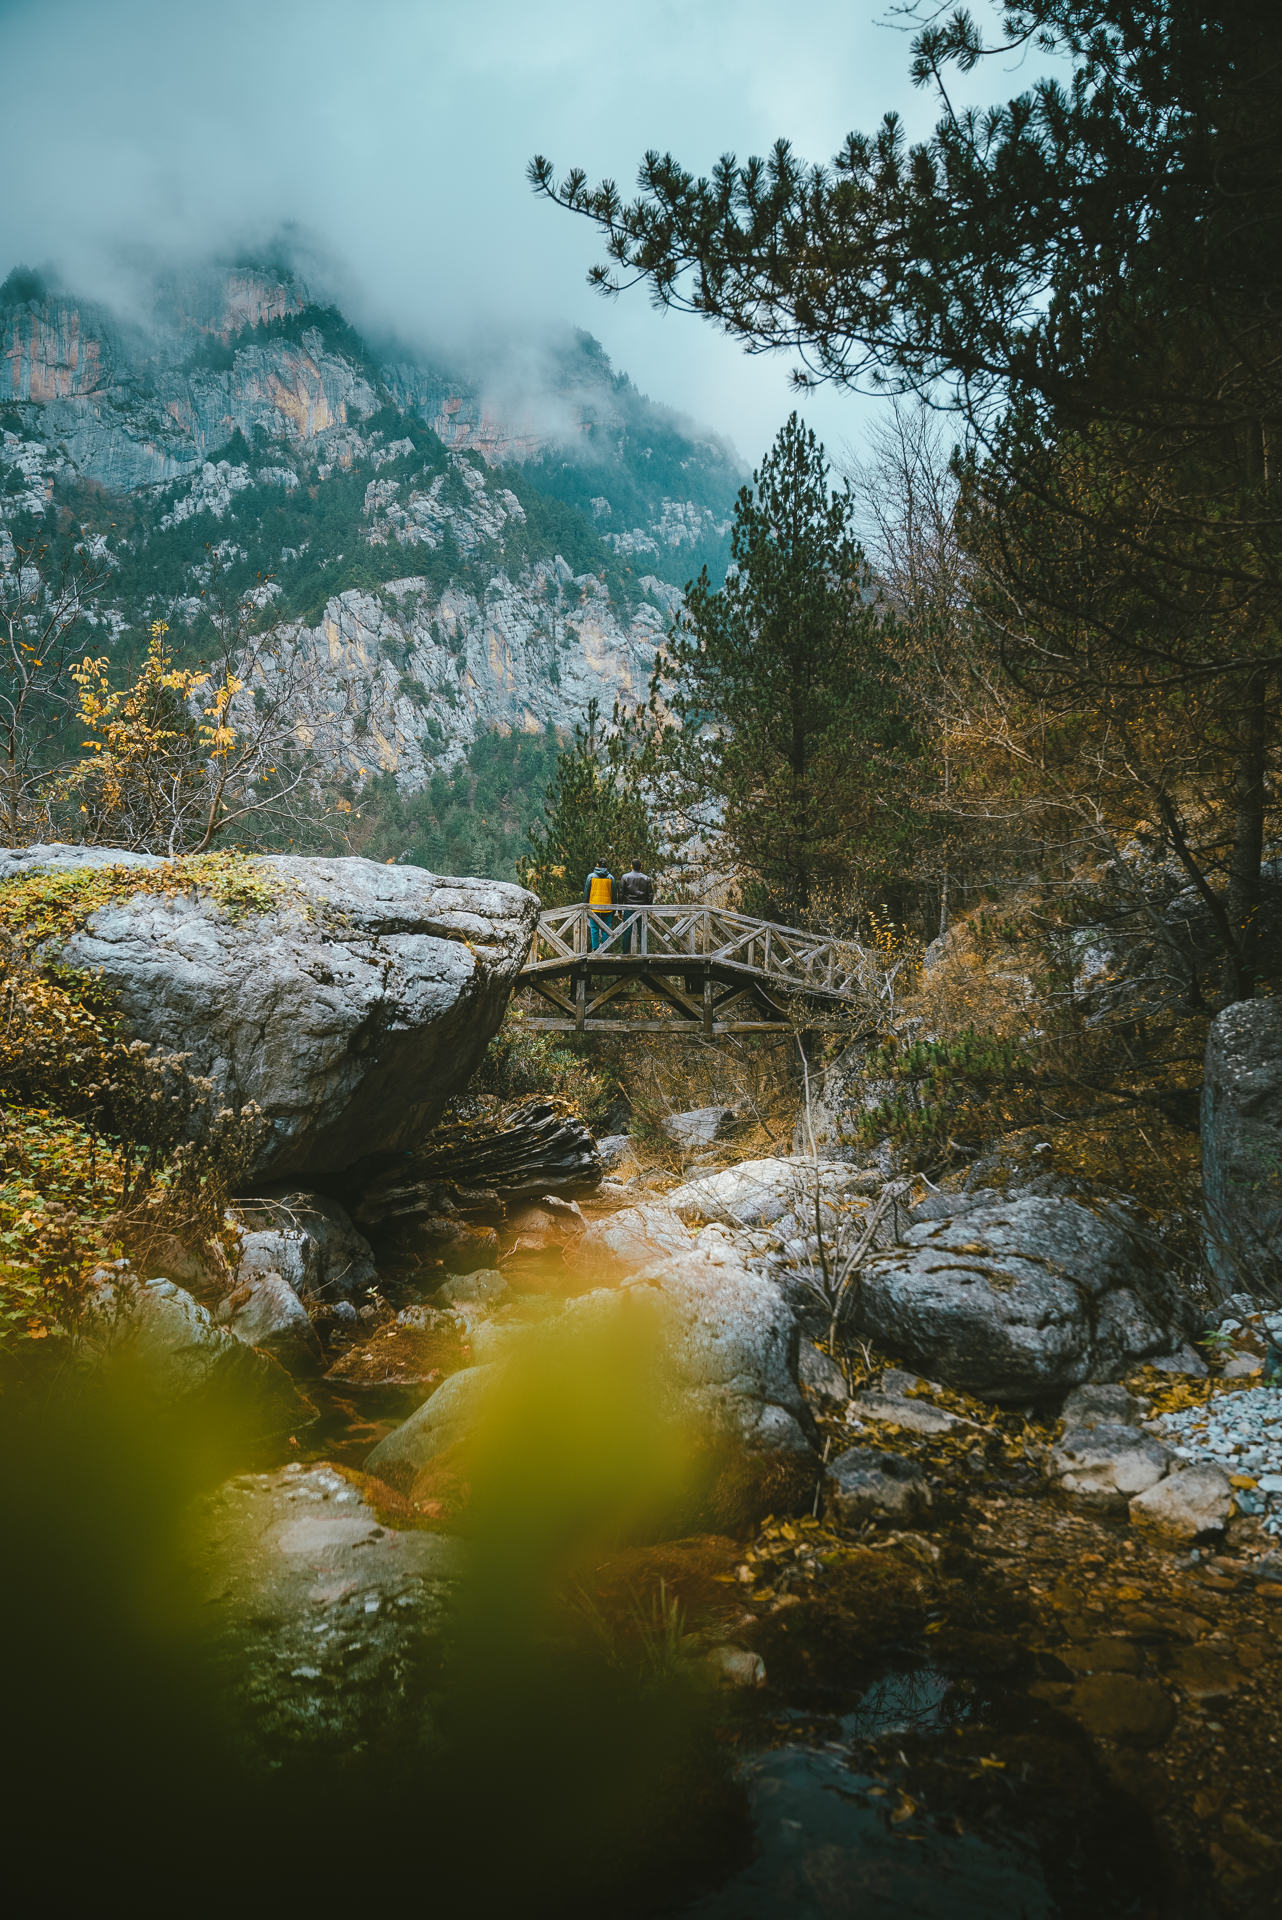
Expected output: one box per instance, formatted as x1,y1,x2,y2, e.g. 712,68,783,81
583,863,615,950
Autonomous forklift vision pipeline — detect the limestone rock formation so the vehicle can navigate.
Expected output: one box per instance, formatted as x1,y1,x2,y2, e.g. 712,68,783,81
1202,996,1282,1300
3,845,537,1180
852,1195,1186,1401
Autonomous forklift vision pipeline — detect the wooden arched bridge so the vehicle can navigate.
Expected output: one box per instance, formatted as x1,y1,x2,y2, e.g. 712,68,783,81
516,903,868,1035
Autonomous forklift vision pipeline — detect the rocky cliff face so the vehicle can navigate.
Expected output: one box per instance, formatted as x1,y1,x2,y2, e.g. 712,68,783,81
0,263,739,800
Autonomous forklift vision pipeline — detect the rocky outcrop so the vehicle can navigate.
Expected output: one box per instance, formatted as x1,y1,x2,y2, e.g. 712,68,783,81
852,1195,1186,1402
352,1101,600,1222
4,846,537,1180
1202,997,1282,1300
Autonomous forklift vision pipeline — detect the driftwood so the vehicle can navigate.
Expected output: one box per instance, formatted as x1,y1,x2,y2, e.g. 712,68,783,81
354,1100,600,1227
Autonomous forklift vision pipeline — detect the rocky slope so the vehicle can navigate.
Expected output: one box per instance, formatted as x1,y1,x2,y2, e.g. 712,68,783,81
0,260,740,813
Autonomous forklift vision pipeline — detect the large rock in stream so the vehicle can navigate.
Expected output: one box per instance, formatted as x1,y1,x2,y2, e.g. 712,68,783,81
1202,996,1282,1300
851,1194,1187,1402
0,845,538,1179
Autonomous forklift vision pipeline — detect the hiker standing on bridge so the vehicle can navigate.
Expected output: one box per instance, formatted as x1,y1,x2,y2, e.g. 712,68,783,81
617,858,654,953
584,861,615,950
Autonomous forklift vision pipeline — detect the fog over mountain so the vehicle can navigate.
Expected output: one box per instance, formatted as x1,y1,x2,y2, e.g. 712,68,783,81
0,0,1022,461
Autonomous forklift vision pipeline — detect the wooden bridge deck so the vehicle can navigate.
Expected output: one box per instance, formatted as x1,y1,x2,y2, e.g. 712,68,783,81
516,903,867,1034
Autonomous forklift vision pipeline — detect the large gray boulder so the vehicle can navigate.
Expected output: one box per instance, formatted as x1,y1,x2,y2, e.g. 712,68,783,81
853,1195,1185,1402
1,845,537,1180
1202,997,1282,1300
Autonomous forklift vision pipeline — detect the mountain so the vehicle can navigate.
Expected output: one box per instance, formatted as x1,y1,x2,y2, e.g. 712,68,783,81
0,261,743,870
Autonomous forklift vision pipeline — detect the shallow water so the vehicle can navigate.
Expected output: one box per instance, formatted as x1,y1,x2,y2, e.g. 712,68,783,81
678,1744,1052,1920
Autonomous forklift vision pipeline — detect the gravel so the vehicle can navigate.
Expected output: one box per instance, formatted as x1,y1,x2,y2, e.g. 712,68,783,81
1148,1386,1282,1532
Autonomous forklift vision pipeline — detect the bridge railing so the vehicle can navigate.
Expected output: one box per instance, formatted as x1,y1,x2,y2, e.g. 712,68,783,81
525,903,868,998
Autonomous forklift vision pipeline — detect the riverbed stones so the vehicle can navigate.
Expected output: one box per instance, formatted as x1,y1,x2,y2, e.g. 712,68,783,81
215,1271,323,1375
1202,996,1282,1299
8,846,538,1180
661,1106,742,1150
852,1195,1185,1402
574,1202,697,1276
193,1462,460,1752
667,1156,871,1231
1051,1422,1172,1509
825,1446,932,1525
77,1273,308,1428
364,1365,502,1487
1129,1464,1235,1540
1067,1672,1176,1748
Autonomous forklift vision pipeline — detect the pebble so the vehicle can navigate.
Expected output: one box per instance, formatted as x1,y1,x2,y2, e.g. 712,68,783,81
1149,1386,1282,1525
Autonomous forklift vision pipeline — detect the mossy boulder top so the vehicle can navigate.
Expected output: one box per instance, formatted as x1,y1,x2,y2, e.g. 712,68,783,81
0,844,539,1181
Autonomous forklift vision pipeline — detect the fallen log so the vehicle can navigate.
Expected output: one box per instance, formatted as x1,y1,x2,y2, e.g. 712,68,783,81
353,1099,601,1226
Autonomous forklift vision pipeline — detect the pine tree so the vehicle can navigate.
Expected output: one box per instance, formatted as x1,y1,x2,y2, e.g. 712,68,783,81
520,699,663,905
652,415,916,923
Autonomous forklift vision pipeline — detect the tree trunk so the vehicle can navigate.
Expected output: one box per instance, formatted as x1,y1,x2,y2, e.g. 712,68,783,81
1224,669,1270,1003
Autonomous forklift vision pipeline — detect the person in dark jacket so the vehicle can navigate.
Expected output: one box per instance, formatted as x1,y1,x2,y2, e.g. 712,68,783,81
617,859,654,952
584,863,615,950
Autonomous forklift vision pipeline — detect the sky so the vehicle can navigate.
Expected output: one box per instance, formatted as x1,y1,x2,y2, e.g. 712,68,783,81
0,0,1041,466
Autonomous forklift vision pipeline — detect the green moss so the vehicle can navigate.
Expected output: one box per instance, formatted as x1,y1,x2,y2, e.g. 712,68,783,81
0,850,289,948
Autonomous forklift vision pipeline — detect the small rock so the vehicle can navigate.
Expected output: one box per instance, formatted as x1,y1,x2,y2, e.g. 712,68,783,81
825,1446,932,1525
849,1392,973,1438
661,1107,740,1149
797,1344,850,1412
215,1270,322,1375
1222,1353,1264,1379
1061,1383,1144,1428
1068,1673,1176,1747
1053,1422,1172,1508
436,1268,509,1309
1129,1465,1234,1541
595,1134,634,1172
363,1364,501,1487
704,1644,766,1688
1169,1645,1241,1706
1146,1344,1209,1378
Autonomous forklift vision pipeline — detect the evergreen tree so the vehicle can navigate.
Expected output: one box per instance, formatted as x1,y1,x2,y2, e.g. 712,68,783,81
652,415,915,922
533,1,1282,995
520,700,664,905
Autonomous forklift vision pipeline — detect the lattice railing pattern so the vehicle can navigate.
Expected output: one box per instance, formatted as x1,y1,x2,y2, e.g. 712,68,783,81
524,903,866,1002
